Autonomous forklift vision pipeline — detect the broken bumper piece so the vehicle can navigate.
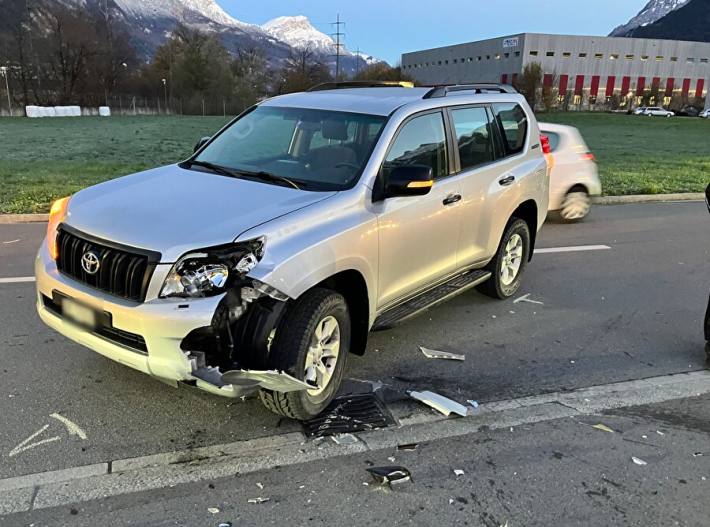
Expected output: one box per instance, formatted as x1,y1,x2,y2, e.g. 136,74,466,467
221,369,312,392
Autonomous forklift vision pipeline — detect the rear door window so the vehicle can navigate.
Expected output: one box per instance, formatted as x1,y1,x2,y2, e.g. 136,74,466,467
491,103,528,157
450,107,495,170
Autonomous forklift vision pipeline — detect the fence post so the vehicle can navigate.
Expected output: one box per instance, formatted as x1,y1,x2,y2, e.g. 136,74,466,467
202,98,205,116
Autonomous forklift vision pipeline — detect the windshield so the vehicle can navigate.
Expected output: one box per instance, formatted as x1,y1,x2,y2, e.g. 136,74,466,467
193,106,387,191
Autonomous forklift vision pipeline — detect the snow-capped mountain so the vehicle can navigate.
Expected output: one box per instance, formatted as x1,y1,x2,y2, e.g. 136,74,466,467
609,0,691,36
262,16,337,55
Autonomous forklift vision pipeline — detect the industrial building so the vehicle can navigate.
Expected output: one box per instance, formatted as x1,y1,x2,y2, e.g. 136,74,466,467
401,33,710,109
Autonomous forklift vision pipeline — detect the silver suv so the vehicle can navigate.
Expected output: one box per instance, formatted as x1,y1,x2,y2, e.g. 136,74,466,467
36,82,549,420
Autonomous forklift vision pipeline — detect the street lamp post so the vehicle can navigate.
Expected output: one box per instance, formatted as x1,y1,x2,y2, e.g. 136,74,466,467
161,78,168,115
0,67,12,117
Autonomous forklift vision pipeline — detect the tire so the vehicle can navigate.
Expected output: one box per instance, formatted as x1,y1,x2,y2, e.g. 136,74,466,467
477,218,530,300
259,288,350,420
559,189,591,222
705,342,710,364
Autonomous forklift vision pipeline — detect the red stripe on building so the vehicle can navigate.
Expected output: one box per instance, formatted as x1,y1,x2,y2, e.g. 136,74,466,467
696,79,705,98
682,78,691,97
511,73,518,85
543,74,553,88
605,76,616,97
501,74,508,84
665,78,675,96
652,77,660,92
621,76,631,95
559,74,569,95
575,75,584,96
636,77,646,96
590,76,600,97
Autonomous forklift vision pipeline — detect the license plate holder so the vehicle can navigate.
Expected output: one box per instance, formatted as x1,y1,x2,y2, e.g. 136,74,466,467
54,292,110,331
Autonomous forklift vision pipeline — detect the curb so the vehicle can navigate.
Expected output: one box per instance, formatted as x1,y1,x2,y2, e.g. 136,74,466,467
0,213,48,224
1,369,708,515
593,193,704,205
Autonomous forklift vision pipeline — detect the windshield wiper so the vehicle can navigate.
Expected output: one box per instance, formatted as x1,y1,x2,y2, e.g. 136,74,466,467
232,169,305,190
184,160,243,179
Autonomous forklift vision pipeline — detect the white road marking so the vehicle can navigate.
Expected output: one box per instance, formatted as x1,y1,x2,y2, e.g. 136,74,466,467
0,277,35,284
50,413,87,440
534,244,611,254
8,425,60,458
514,294,544,305
2,239,20,244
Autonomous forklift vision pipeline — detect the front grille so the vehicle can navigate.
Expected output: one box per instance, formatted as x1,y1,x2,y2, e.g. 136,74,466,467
43,294,148,354
56,227,158,302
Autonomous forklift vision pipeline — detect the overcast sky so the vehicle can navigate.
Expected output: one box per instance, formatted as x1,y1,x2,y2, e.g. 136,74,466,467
221,0,646,64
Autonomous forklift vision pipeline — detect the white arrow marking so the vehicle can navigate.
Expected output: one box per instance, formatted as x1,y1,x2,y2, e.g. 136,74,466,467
50,413,88,440
8,425,60,458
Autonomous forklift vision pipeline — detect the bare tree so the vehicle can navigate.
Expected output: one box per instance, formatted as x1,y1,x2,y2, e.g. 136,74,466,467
517,62,543,110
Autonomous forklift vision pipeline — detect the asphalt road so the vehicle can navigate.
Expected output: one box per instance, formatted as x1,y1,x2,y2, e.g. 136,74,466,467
6,394,710,526
0,202,708,481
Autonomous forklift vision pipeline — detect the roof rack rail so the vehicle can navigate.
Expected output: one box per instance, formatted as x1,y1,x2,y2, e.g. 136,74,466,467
423,83,517,99
308,80,415,91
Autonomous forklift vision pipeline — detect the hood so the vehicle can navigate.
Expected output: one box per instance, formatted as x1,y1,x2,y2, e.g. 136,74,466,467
65,164,337,262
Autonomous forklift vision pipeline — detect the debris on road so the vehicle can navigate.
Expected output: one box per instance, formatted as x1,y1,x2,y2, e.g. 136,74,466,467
218,523,233,527
514,293,544,305
632,456,648,466
397,443,418,451
656,430,665,436
467,400,479,410
409,390,468,417
302,393,396,437
453,469,465,476
693,452,703,457
256,482,264,490
247,497,271,504
2,239,20,244
207,507,220,514
419,346,465,361
592,423,615,433
387,456,396,462
331,433,359,445
366,466,412,487
221,369,311,392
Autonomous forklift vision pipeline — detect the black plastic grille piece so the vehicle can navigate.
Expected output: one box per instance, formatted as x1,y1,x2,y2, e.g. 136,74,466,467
56,228,157,302
42,294,148,354
302,393,397,437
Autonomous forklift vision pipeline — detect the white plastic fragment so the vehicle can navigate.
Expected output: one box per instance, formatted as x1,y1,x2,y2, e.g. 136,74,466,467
221,369,312,392
420,346,465,361
453,469,465,476
409,390,468,417
247,497,270,504
467,400,479,408
331,433,358,445
256,482,264,490
656,430,665,436
207,507,220,514
632,456,647,466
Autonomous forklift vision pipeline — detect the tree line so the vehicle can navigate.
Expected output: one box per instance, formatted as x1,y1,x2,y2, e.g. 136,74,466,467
0,1,411,115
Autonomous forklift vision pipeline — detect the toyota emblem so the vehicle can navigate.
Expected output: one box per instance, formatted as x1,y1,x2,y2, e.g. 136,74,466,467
81,250,101,275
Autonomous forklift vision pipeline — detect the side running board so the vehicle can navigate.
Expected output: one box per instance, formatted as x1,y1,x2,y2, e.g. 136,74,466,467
372,269,492,331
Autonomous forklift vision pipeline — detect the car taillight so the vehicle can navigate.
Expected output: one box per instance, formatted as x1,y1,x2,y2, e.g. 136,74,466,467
540,134,552,155
581,152,596,162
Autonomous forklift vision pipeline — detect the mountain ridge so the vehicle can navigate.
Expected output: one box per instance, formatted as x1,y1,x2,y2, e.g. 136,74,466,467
609,0,690,37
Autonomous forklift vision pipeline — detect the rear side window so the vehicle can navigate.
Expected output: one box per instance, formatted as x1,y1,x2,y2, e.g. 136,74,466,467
543,131,561,152
491,103,528,157
450,107,495,170
383,112,448,179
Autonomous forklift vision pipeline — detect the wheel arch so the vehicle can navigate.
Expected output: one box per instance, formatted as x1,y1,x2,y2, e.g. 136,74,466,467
510,199,538,261
314,269,370,356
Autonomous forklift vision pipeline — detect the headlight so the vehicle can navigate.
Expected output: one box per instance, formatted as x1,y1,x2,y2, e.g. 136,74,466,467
47,196,71,260
160,238,265,298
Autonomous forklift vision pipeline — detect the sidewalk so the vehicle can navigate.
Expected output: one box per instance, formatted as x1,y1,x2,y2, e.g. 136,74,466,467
5,393,709,526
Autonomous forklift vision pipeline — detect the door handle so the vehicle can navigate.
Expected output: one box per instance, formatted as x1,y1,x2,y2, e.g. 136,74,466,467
443,194,462,206
498,175,515,186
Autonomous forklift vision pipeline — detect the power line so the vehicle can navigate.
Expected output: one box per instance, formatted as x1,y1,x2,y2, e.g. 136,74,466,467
330,14,345,80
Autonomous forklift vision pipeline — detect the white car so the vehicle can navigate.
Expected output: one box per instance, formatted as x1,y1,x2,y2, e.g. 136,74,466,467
700,109,710,118
540,123,602,222
633,107,647,115
639,107,674,117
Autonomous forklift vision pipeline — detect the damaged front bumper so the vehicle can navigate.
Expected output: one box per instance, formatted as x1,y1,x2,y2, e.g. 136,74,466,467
35,241,299,398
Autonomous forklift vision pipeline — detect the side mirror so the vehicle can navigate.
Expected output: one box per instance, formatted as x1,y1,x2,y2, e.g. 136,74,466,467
384,165,434,198
193,136,211,153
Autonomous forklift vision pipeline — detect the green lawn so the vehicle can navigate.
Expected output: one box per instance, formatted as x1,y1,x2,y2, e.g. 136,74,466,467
0,113,708,213
540,112,710,196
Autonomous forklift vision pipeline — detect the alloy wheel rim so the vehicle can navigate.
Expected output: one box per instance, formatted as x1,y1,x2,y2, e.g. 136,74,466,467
561,191,591,220
500,233,523,286
304,315,340,396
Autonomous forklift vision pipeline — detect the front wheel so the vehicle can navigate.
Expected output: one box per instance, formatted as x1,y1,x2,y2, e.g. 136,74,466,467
478,218,530,300
259,288,350,420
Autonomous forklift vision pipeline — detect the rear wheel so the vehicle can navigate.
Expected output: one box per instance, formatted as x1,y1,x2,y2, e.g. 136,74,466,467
478,218,530,300
560,188,591,222
259,288,350,420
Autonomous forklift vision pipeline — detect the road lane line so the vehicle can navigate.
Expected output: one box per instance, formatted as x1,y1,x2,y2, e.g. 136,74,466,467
0,277,35,284
535,244,611,254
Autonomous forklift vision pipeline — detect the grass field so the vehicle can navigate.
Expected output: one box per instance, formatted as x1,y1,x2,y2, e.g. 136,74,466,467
0,113,708,213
